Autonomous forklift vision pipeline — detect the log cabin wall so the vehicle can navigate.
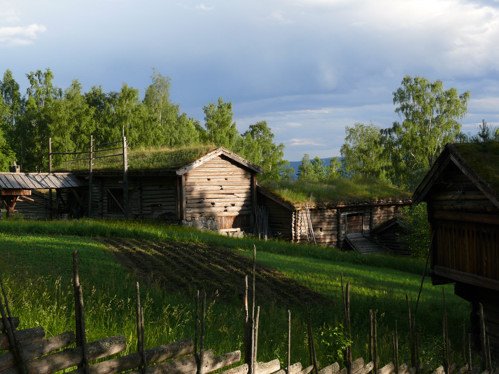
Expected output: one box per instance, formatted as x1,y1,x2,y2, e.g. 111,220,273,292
89,175,178,220
183,155,254,232
290,204,407,247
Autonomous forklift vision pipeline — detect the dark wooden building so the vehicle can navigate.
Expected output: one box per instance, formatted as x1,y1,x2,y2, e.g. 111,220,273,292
413,142,499,354
84,147,260,234
257,186,411,249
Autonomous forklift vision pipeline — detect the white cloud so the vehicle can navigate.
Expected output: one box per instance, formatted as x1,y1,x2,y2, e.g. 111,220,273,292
195,3,214,11
288,138,325,146
0,23,46,45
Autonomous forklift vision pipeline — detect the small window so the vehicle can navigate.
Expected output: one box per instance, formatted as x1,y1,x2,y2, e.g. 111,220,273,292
107,188,124,214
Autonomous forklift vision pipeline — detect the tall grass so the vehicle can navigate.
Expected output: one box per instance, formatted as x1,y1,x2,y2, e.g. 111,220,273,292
0,219,470,368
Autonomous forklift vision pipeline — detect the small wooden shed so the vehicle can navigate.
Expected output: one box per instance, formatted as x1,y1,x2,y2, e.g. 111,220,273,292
83,147,260,233
257,184,411,250
0,171,83,218
413,142,499,353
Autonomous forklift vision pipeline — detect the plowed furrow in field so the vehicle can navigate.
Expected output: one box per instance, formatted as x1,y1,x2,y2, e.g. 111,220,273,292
100,237,330,307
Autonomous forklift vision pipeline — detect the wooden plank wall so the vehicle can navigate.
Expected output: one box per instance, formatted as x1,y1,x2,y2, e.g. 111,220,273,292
90,176,177,220
184,155,253,231
429,163,499,282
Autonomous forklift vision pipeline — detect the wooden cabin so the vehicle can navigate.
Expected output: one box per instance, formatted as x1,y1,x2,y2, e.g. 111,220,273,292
81,147,260,234
413,142,499,353
0,171,83,219
257,184,411,251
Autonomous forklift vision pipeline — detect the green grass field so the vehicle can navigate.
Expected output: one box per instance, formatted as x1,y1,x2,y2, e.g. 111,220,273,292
0,219,470,369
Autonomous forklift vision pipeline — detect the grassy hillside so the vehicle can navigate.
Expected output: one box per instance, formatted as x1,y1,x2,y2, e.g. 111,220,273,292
0,219,469,368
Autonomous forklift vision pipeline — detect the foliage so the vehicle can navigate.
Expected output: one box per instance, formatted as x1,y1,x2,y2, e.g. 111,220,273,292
318,323,352,366
341,123,389,180
238,121,290,180
0,69,286,180
297,154,340,182
203,98,240,149
339,76,470,189
399,203,431,258
388,76,469,188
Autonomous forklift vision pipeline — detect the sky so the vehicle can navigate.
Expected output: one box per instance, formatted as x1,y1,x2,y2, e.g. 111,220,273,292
1,0,499,161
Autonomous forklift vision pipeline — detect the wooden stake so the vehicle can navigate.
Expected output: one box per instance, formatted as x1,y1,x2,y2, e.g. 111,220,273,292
48,137,53,219
73,251,88,374
467,332,473,373
393,320,399,371
307,315,318,374
343,281,352,374
88,135,94,217
479,303,487,372
0,276,27,374
244,275,252,370
200,292,206,374
122,128,129,219
287,310,291,374
136,282,146,373
369,309,378,374
406,295,416,372
253,305,260,372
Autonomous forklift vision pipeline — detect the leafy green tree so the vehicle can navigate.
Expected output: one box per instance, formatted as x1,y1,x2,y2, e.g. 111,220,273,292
390,75,469,187
16,69,62,170
327,157,342,179
48,80,96,166
238,121,289,180
203,98,240,148
0,95,15,170
298,154,312,180
143,71,202,147
340,123,388,180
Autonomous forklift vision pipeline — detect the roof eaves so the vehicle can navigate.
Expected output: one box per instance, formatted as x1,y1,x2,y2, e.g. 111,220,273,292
176,147,261,175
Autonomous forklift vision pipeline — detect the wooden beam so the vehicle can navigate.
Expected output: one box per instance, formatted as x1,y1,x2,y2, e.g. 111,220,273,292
433,265,499,292
433,210,499,225
1,189,31,196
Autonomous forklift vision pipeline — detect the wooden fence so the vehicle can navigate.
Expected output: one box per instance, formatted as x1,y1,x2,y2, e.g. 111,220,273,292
0,248,496,373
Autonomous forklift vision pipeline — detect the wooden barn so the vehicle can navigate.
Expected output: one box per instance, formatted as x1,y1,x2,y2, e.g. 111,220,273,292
413,142,499,354
80,146,260,234
257,181,412,252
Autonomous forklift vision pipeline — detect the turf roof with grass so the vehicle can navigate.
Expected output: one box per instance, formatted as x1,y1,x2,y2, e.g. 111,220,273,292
260,178,411,207
59,145,218,172
452,141,499,196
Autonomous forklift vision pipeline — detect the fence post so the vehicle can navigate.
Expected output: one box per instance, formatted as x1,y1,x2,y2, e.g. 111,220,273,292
88,135,94,217
48,137,53,219
122,128,129,219
73,251,88,373
287,310,291,373
136,282,146,373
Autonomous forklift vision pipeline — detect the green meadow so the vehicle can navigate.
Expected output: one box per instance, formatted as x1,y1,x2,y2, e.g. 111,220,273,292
0,219,469,369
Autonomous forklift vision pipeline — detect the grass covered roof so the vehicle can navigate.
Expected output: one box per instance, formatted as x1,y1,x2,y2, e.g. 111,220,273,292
58,145,218,172
260,177,411,207
451,141,499,196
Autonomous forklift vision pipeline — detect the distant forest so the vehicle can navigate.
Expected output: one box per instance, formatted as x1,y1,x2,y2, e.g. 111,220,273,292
0,70,497,189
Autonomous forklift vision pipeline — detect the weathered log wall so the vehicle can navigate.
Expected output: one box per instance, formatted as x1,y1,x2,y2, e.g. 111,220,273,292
183,155,254,232
289,204,406,248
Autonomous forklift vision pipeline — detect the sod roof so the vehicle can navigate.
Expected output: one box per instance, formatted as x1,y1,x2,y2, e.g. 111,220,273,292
57,145,259,174
450,142,499,196
413,141,499,208
260,178,411,208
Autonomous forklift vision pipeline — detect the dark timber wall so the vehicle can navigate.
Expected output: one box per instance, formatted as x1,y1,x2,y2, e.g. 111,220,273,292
89,174,177,220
